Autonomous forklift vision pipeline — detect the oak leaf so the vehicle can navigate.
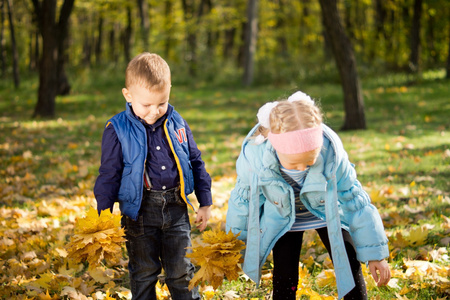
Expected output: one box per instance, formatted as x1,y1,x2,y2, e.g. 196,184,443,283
186,227,245,290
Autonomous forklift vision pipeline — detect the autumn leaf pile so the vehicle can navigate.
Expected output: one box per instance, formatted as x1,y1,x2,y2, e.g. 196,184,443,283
186,226,246,290
66,207,126,269
1,82,450,299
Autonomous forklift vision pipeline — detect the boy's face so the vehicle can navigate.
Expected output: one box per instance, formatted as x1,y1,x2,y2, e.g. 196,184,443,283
122,84,170,125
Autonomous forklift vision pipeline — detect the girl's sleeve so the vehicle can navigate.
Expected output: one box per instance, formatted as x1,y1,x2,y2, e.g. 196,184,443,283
335,154,390,263
226,154,251,242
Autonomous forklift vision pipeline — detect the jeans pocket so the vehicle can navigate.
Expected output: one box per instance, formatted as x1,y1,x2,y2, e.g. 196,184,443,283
123,215,144,237
175,193,187,207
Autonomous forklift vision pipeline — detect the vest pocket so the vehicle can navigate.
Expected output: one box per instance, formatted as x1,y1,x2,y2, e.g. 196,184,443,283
119,165,133,201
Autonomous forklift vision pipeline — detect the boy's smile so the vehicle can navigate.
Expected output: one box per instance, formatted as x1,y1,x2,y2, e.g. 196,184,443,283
122,84,171,125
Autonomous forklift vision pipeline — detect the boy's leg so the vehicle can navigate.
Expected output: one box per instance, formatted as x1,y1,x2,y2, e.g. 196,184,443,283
122,214,162,300
272,231,304,300
316,227,368,300
160,189,200,300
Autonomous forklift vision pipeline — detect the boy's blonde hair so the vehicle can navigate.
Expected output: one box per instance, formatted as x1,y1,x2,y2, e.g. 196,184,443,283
125,52,171,91
255,99,323,160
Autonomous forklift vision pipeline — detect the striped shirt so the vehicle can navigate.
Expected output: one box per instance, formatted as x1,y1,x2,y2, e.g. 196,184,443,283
280,167,327,231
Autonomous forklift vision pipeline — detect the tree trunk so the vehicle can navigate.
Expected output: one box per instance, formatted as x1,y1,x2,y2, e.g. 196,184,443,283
95,16,103,65
223,27,235,60
137,0,150,51
0,0,6,77
6,0,19,87
123,6,132,63
318,0,366,130
181,0,197,76
242,0,258,86
32,0,75,118
56,0,74,95
164,0,173,59
33,0,57,118
446,22,450,79
109,23,118,63
409,0,423,72
276,0,288,57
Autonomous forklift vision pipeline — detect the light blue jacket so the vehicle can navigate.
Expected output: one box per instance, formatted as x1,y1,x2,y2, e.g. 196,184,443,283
226,124,389,299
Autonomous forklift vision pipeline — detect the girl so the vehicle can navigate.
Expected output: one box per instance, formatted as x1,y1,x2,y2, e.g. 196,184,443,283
226,91,390,299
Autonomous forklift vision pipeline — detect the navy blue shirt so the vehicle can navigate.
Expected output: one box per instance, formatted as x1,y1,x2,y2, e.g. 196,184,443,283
95,105,212,211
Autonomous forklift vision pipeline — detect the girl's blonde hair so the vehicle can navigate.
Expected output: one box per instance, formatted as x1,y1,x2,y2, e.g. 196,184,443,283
255,99,323,159
256,99,322,136
125,52,171,91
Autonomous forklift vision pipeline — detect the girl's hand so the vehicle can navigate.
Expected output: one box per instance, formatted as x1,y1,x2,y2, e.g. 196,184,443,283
368,259,391,286
195,206,211,232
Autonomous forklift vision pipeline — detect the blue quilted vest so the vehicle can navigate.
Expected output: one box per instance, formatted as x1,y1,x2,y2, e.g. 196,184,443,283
108,103,195,220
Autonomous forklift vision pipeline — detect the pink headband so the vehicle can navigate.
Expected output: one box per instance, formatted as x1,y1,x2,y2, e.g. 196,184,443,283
268,126,323,154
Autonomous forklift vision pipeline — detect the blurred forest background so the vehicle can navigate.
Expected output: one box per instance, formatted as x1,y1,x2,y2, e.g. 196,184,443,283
2,0,450,118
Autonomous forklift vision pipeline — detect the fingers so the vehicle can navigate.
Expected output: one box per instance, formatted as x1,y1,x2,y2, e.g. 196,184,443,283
369,261,391,287
195,215,207,232
377,267,391,286
369,264,380,285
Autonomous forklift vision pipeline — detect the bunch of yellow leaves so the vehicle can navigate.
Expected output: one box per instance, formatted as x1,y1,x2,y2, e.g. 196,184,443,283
186,227,246,290
66,207,126,269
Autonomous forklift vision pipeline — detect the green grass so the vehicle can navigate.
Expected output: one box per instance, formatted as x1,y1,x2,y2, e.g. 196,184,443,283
0,68,449,299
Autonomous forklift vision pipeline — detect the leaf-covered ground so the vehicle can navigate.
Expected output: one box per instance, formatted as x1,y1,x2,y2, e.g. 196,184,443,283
0,70,449,299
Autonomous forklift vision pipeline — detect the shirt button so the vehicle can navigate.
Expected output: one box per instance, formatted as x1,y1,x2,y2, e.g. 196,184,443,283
161,166,166,170
162,186,166,190
156,146,161,150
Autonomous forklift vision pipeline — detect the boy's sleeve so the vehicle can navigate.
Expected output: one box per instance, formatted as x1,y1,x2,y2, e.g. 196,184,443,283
184,120,213,207
94,123,124,213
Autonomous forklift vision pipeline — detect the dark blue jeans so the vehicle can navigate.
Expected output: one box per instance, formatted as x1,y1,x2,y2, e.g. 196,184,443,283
122,187,200,300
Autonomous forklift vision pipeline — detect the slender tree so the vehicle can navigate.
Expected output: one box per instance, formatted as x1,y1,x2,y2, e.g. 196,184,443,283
409,0,423,72
318,0,366,130
122,5,132,63
6,0,19,87
446,22,450,79
31,0,75,118
242,0,258,86
95,15,103,65
181,0,198,76
0,0,6,77
163,0,173,59
137,0,150,51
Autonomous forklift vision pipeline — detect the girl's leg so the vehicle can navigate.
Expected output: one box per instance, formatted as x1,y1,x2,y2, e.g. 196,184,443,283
272,231,304,300
316,227,368,300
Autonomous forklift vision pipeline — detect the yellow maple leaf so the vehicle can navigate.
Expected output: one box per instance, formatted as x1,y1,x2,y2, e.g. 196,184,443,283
65,207,126,269
316,269,336,288
407,226,429,247
186,226,246,290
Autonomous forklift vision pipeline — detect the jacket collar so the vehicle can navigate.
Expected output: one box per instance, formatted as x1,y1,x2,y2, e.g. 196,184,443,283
125,102,174,128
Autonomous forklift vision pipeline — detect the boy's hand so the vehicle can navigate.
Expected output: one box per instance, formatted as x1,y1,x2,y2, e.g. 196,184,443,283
368,259,391,286
195,206,211,232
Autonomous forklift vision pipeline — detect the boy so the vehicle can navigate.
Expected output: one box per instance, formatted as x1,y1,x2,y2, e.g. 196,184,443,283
94,52,212,300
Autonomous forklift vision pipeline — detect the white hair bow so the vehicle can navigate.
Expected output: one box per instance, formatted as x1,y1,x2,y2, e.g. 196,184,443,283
256,101,278,129
287,91,314,105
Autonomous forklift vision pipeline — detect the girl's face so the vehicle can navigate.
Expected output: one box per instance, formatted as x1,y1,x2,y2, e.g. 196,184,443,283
122,84,170,125
277,150,319,171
